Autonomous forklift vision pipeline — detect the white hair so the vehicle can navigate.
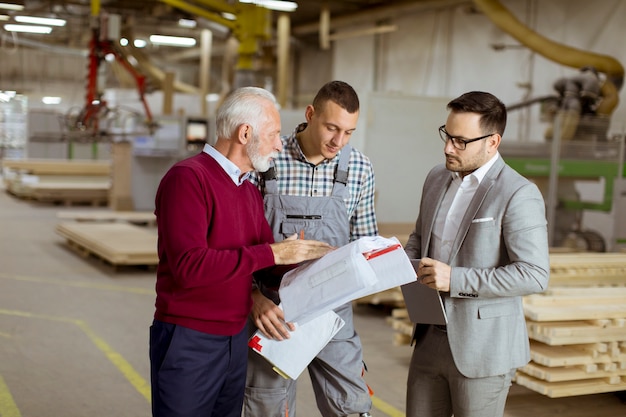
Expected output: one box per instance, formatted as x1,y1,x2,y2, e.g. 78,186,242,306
215,87,279,140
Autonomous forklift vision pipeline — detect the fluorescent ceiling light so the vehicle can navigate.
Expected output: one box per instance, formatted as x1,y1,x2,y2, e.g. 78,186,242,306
4,24,52,34
119,37,146,48
150,34,196,47
222,12,236,20
178,18,196,28
0,3,24,11
15,16,66,26
239,0,298,12
42,96,62,105
0,90,16,102
0,15,9,21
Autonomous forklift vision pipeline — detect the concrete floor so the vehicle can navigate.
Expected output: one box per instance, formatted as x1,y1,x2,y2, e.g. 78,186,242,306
0,184,625,417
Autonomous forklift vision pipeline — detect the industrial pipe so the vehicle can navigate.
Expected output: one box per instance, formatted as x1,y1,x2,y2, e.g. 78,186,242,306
473,0,624,115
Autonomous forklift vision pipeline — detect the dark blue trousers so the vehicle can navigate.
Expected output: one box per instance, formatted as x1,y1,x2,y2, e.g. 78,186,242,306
150,320,248,417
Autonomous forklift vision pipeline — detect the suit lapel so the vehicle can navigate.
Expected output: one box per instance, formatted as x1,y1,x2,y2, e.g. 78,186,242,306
423,169,452,257
448,158,505,263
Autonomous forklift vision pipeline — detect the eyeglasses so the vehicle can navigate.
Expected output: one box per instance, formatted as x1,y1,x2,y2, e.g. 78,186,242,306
438,125,494,150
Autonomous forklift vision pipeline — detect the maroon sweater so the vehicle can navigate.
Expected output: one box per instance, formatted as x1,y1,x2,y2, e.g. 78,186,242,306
154,152,276,335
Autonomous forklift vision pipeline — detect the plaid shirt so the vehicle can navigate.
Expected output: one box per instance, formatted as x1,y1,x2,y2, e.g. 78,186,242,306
250,123,378,241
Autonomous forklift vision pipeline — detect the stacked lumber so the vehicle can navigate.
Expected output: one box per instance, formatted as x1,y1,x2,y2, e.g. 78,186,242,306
547,252,626,287
57,210,156,226
354,287,406,308
516,253,626,397
2,158,111,205
56,222,158,268
386,307,414,346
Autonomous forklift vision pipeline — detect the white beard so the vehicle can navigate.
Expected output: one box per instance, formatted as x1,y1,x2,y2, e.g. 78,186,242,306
248,137,277,172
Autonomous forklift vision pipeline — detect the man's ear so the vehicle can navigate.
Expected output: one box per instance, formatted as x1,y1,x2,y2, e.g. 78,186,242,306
489,133,502,151
237,124,251,145
304,104,315,122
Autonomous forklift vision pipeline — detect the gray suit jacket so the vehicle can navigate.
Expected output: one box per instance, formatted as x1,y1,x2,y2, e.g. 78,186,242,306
404,156,550,378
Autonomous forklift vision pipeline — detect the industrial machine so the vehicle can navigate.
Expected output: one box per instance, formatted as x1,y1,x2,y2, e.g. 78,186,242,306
499,137,625,252
474,0,625,251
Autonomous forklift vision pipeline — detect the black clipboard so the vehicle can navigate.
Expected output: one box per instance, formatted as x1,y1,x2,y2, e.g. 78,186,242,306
400,259,448,325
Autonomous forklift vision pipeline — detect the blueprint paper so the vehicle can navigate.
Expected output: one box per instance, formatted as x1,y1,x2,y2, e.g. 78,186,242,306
248,309,345,380
352,237,417,299
279,236,417,323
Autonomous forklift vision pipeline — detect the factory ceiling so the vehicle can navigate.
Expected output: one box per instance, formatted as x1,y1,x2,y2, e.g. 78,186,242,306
1,0,470,53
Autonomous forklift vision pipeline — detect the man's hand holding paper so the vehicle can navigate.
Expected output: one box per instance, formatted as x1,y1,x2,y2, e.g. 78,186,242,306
251,289,295,340
279,236,417,323
269,233,335,265
248,308,346,380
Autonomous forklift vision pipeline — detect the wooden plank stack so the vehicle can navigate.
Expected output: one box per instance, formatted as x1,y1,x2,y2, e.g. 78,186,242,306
1,158,111,205
55,221,158,269
516,252,626,397
57,210,156,226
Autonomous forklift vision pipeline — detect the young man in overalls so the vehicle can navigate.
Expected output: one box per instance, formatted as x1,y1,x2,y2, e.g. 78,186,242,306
244,81,378,417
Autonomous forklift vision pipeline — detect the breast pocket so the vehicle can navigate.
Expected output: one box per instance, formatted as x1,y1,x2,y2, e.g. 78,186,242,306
464,217,498,254
280,217,323,241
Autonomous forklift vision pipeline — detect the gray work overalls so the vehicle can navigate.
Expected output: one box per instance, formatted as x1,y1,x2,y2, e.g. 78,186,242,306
244,145,372,417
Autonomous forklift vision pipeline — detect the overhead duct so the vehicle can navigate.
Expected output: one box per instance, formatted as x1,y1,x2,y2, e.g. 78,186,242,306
473,0,624,116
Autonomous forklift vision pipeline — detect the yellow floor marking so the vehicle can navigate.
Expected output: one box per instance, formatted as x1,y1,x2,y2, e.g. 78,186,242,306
372,395,406,417
1,275,407,413
0,374,21,417
0,272,153,295
0,309,151,402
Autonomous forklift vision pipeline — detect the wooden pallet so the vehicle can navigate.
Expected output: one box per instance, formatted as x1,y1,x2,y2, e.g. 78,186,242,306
354,287,405,307
516,256,626,397
3,158,112,206
529,340,626,368
57,210,156,226
527,320,626,345
515,373,626,398
386,308,414,346
548,253,626,287
521,361,626,383
56,222,158,267
11,181,110,206
1,158,110,176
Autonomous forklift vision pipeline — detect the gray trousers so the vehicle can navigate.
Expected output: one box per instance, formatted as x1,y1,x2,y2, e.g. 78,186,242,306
406,325,515,417
244,302,372,417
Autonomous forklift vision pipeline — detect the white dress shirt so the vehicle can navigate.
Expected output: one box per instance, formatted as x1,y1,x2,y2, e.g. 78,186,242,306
431,153,500,262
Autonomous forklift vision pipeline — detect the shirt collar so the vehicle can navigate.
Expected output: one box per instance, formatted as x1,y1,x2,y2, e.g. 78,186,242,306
450,152,500,184
203,143,250,185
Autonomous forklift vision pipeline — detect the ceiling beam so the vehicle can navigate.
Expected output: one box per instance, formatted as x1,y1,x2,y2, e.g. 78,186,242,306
293,0,470,36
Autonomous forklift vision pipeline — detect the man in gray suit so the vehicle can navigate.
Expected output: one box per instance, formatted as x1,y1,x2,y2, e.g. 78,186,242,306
404,91,550,417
